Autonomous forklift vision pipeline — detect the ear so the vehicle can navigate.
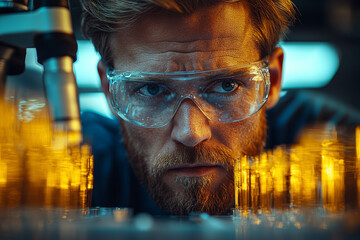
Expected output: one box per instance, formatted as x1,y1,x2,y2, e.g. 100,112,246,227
98,60,121,119
97,60,109,97
266,47,284,109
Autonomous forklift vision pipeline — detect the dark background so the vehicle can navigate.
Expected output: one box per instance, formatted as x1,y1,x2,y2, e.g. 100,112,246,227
287,0,360,114
68,0,360,113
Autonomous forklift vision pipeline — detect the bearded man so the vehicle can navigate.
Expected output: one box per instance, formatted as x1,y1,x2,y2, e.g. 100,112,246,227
80,0,295,215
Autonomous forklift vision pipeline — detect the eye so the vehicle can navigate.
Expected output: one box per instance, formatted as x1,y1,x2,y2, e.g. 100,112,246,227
137,83,166,96
209,79,239,93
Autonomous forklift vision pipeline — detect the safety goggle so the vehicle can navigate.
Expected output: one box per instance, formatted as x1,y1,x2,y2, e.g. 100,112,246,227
107,60,270,128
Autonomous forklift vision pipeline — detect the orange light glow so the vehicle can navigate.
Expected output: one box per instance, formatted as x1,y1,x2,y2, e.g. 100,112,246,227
321,139,345,211
234,125,358,215
356,126,360,208
0,100,93,208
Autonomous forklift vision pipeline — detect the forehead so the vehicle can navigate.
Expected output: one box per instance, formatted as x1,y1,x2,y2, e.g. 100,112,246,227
111,1,259,72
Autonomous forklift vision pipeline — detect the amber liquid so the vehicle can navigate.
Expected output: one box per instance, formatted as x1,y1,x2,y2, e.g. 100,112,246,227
0,100,93,208
235,125,360,214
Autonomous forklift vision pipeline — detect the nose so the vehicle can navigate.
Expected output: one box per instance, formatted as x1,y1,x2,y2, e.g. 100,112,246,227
171,99,211,147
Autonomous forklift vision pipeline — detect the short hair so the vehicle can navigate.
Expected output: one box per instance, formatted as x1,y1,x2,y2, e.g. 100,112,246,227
80,0,296,67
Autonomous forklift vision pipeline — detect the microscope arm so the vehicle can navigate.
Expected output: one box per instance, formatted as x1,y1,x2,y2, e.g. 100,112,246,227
0,7,72,48
0,1,82,145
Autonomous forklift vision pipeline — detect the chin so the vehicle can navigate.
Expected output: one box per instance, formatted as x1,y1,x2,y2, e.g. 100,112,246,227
150,171,235,215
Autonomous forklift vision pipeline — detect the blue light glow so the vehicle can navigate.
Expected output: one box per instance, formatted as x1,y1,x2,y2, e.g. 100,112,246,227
74,41,340,90
280,42,339,89
74,41,101,89
79,93,114,119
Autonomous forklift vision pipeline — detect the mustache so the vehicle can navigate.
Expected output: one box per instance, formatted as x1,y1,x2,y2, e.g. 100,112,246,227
150,144,236,178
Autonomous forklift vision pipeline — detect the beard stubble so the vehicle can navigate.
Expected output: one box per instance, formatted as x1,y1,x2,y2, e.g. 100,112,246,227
120,109,267,215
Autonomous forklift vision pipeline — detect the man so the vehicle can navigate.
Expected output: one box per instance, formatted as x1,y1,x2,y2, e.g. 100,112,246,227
80,0,295,215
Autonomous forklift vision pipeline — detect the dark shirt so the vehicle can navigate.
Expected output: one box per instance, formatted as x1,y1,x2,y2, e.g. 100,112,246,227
81,90,360,215
81,111,165,215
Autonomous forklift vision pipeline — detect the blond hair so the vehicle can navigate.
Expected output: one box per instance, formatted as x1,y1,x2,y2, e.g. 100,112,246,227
80,0,296,67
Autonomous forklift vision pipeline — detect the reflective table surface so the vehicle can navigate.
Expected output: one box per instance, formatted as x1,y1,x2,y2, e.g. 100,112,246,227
1,207,360,240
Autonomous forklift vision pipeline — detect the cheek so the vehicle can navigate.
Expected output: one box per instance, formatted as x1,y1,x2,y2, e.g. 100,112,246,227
122,121,172,159
211,110,266,156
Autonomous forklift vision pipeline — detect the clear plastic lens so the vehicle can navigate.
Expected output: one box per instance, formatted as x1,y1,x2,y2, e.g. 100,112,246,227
107,60,270,128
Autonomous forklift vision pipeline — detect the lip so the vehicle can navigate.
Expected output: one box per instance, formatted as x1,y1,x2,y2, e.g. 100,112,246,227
167,163,222,177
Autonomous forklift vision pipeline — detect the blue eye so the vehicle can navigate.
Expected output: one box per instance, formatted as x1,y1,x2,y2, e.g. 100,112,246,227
138,83,165,96
210,79,239,93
